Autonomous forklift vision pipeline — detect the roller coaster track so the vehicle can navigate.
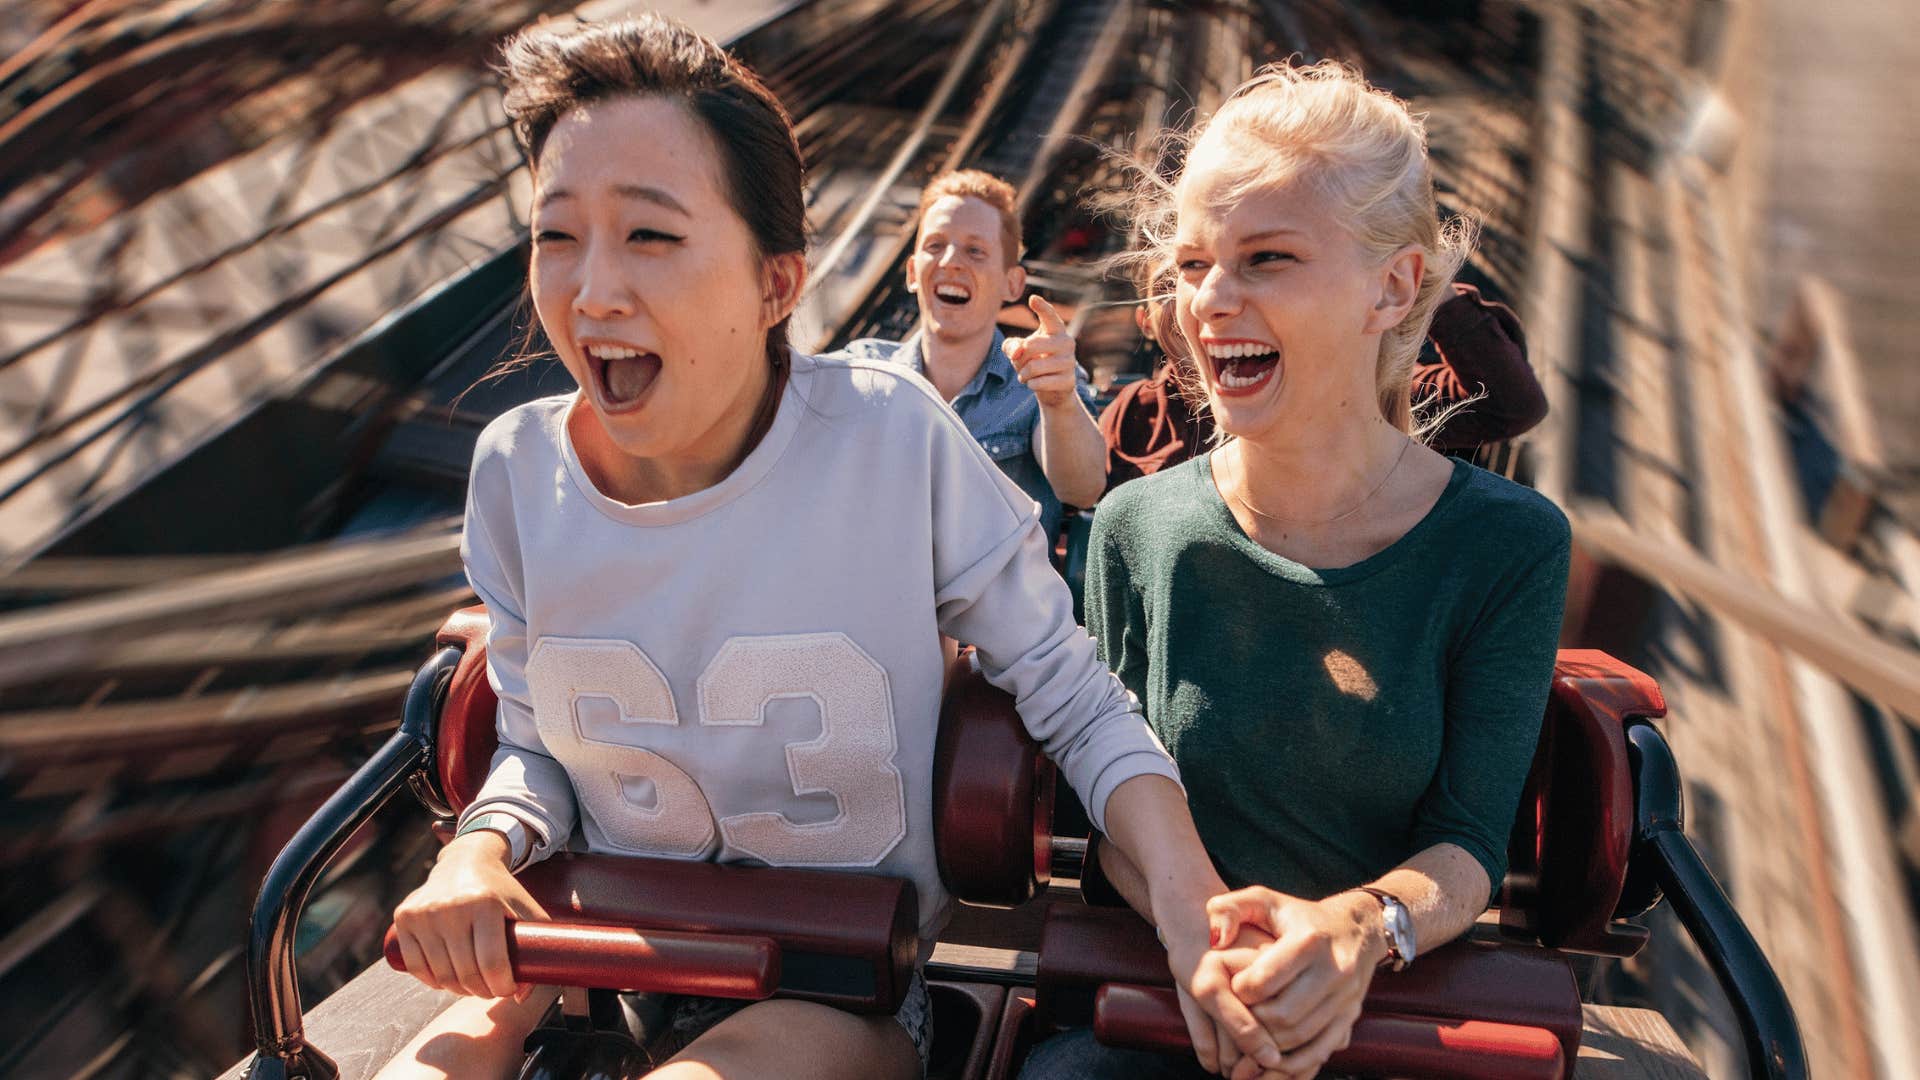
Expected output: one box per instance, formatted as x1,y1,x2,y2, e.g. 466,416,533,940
1527,2,1920,1076
0,2,1556,1074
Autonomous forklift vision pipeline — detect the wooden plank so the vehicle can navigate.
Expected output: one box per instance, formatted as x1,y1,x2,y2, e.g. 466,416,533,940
0,553,262,595
0,667,412,760
928,942,1039,984
1521,0,1589,506
70,582,473,677
0,883,101,979
1780,276,1884,472
213,964,457,1080
1576,1004,1707,1079
1571,505,1920,720
1880,519,1920,642
0,524,459,689
1797,526,1917,636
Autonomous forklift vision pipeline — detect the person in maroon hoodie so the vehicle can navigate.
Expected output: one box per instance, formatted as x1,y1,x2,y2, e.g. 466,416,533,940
1100,280,1544,492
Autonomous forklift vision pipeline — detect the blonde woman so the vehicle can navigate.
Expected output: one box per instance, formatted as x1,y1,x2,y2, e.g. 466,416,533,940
1024,62,1569,1080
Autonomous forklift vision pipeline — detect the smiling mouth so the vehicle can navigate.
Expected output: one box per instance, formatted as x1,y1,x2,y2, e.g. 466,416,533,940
932,283,972,306
1202,342,1282,394
585,344,662,412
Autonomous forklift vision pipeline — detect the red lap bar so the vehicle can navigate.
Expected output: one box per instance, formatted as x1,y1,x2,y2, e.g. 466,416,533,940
1093,984,1565,1080
383,920,781,999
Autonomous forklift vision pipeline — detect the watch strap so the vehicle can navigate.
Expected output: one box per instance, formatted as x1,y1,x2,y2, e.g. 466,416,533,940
1355,886,1413,971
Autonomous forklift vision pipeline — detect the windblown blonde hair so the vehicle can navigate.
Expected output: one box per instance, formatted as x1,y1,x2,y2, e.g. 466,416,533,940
1112,59,1476,435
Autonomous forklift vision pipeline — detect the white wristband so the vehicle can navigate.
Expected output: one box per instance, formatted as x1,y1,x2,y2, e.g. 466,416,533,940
457,811,532,871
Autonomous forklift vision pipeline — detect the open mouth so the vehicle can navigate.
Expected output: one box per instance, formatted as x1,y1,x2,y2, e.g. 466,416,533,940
1203,341,1282,395
584,343,662,412
932,282,973,307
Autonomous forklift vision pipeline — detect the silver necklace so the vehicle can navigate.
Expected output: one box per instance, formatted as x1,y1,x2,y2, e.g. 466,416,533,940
1225,436,1414,528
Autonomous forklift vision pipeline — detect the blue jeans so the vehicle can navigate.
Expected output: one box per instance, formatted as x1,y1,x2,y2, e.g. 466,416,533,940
1018,1026,1212,1080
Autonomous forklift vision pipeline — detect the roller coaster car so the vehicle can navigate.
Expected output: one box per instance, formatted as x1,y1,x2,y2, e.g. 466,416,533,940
237,609,1807,1080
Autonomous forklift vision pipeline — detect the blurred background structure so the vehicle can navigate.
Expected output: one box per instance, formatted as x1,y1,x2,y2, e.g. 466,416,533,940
0,0,1915,1077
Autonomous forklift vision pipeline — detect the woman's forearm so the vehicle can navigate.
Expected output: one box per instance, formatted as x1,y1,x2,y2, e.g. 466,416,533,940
1104,774,1290,1071
1332,841,1492,959
1092,832,1156,918
1099,774,1225,934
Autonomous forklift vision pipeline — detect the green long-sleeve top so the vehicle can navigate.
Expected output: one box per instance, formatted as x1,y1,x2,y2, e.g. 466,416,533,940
1087,453,1571,898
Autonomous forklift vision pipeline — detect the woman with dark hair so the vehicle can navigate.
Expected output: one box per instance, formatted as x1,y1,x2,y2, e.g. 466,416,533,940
374,15,1265,1080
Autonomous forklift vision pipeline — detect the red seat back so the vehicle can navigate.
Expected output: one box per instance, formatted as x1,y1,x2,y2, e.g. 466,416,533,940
433,606,496,815
934,649,1056,906
1501,649,1666,955
425,609,1053,906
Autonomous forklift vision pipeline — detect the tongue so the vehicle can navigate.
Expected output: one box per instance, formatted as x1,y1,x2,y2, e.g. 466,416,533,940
604,354,660,403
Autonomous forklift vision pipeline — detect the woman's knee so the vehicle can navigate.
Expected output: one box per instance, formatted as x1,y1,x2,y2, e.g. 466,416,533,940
373,986,557,1080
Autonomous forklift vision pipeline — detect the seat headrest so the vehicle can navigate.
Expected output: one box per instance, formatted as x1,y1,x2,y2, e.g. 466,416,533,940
933,649,1055,906
1501,649,1666,955
432,605,497,814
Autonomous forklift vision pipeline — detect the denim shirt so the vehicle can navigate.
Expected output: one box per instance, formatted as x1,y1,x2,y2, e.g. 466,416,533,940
841,330,1097,540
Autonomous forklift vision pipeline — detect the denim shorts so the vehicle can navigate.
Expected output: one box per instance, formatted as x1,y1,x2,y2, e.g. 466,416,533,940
646,971,932,1075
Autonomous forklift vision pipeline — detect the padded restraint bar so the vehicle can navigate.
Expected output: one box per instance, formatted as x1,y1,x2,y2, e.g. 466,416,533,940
1093,985,1564,1080
1038,904,1583,1076
383,921,779,999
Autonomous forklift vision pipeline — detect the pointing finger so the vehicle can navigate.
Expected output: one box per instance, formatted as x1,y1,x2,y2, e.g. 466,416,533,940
1028,294,1068,335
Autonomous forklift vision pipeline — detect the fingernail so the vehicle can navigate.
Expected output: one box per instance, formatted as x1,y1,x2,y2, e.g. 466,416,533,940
1258,1048,1283,1069
1209,925,1222,947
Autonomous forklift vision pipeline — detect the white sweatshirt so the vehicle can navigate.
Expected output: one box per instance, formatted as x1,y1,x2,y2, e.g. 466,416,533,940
457,349,1180,937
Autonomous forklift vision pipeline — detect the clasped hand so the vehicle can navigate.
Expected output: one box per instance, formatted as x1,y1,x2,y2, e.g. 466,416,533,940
1173,886,1387,1080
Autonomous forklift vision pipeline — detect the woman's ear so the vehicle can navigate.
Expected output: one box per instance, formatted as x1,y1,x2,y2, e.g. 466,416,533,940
1364,245,1425,334
761,252,809,327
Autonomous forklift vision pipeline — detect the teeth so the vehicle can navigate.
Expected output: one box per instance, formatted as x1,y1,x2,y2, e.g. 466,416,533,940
586,344,641,360
934,287,970,303
1205,342,1278,361
1218,365,1273,389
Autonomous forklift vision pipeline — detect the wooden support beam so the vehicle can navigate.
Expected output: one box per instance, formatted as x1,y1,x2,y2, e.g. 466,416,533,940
0,667,413,763
0,523,458,690
1571,503,1920,747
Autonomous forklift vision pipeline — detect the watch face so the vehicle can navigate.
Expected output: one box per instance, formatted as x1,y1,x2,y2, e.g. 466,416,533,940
1385,902,1414,960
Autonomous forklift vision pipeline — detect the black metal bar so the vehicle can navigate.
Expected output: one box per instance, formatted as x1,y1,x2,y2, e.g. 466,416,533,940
1625,721,1809,1080
242,645,460,1080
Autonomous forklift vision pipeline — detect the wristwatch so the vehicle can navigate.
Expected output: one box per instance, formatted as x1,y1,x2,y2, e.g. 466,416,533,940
456,811,532,871
1356,886,1416,971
